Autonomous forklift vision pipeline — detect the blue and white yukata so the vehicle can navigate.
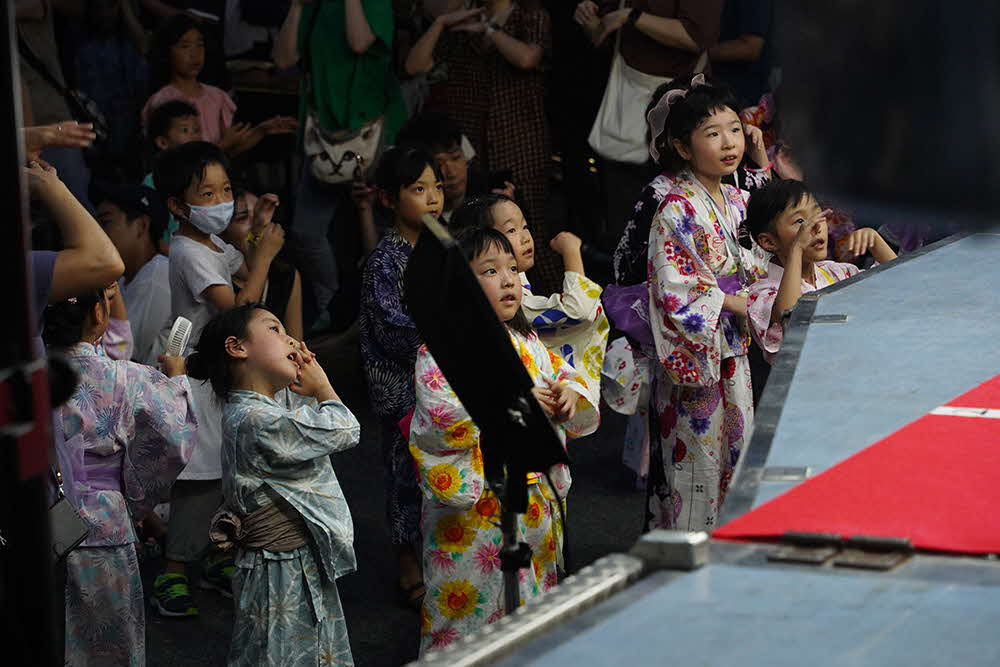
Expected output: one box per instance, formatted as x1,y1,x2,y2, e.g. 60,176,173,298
221,390,361,666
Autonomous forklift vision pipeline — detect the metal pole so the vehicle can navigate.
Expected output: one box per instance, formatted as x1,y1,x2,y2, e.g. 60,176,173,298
0,2,59,664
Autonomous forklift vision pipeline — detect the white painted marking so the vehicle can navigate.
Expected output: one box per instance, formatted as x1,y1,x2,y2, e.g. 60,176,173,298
930,406,1000,419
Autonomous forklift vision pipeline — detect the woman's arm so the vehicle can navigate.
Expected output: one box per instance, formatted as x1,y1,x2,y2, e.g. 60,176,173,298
344,0,376,54
26,163,125,302
405,7,484,74
484,24,543,70
273,0,306,69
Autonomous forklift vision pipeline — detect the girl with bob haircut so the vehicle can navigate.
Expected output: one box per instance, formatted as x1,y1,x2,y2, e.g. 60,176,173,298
643,74,769,533
409,226,599,654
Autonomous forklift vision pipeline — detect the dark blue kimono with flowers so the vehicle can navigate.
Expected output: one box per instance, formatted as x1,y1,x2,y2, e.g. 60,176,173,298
359,228,423,546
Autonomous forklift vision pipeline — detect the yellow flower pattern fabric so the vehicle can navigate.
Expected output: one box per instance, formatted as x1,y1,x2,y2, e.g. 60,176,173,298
409,330,599,655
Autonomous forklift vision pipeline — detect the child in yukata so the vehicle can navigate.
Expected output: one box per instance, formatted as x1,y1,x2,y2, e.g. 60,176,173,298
187,304,361,666
643,74,772,533
745,179,897,363
45,286,197,667
450,194,610,407
152,140,285,616
359,146,444,609
409,226,599,655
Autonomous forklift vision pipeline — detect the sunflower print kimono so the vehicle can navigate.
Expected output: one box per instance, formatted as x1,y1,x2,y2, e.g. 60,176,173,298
409,331,598,655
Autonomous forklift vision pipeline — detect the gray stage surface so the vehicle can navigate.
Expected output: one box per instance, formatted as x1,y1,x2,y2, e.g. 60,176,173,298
414,231,1000,667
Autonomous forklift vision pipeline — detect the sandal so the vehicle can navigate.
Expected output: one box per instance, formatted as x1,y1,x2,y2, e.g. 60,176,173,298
396,581,426,612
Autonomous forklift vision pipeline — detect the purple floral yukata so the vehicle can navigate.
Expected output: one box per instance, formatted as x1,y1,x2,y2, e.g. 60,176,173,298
55,343,196,666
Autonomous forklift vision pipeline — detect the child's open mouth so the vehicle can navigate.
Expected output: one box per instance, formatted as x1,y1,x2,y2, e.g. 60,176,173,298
722,155,739,166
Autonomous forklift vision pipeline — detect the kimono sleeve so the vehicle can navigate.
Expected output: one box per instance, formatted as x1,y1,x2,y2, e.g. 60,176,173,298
243,401,361,474
409,346,484,510
122,364,198,517
648,194,727,387
364,251,421,362
746,280,784,362
520,272,603,330
538,341,599,439
102,318,134,361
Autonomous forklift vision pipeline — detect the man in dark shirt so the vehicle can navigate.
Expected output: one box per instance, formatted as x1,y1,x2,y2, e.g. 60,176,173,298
710,0,773,108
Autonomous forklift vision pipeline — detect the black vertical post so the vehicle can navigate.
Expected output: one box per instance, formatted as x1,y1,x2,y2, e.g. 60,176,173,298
0,2,59,664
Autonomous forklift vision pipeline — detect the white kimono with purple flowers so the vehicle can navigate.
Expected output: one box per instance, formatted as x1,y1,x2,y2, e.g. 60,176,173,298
645,169,764,532
56,343,197,667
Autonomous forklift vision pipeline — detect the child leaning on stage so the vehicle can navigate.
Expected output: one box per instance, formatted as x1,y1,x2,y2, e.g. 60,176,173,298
186,305,360,665
151,140,284,617
409,226,599,655
745,179,897,363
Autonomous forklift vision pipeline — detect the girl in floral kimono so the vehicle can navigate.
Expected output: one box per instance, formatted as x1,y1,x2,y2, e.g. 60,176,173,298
644,75,769,532
451,194,610,407
605,79,773,490
186,304,360,666
45,286,197,667
409,227,599,655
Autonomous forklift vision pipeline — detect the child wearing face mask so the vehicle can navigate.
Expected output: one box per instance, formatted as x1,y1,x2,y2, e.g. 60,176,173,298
409,226,598,655
150,141,284,617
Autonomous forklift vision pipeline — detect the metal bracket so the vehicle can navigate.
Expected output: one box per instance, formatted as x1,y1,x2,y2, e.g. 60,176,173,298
811,314,850,324
767,532,913,571
761,466,812,482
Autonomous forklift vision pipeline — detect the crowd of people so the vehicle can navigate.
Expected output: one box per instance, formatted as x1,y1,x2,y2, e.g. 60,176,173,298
18,0,927,665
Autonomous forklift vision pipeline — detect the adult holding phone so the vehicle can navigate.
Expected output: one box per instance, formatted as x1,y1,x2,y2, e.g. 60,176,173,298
574,0,723,248
273,0,407,333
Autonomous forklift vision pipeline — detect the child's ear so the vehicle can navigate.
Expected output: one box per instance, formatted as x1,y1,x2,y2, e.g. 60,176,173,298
756,231,779,254
224,335,248,360
166,196,188,220
671,137,692,162
154,136,169,151
135,215,151,240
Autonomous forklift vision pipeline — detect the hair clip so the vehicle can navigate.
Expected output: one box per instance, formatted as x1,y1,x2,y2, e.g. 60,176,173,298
67,297,78,304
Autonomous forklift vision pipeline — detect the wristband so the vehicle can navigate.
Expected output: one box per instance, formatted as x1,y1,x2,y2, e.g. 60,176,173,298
626,8,642,27
247,231,263,247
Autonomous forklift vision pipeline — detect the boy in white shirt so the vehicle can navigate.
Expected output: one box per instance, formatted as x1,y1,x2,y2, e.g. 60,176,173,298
151,141,283,616
93,182,172,364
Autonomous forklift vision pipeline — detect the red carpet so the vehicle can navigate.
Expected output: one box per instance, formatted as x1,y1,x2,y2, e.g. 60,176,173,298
714,375,1000,554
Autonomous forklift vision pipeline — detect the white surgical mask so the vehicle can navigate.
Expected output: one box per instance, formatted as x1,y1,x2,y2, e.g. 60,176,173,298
186,200,234,235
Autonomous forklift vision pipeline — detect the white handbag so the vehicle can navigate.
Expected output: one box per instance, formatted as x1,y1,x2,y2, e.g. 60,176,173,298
303,112,384,185
588,4,706,164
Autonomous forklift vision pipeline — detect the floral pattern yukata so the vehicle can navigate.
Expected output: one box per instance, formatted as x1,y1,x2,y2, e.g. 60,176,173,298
56,343,197,667
645,169,767,532
747,260,860,363
409,331,598,655
520,272,610,408
221,390,361,667
608,167,770,484
359,228,423,547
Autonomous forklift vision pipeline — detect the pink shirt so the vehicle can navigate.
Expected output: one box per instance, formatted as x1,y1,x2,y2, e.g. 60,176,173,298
142,83,236,144
747,260,860,363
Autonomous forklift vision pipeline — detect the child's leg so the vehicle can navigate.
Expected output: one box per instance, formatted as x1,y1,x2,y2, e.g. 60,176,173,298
230,547,354,666
154,479,223,616
64,545,145,665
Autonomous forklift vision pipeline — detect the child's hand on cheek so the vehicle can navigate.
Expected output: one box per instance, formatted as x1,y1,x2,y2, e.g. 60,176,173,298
252,194,280,231
290,340,339,403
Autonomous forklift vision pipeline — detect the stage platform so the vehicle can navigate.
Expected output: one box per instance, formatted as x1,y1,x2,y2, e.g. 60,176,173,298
411,231,1000,666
